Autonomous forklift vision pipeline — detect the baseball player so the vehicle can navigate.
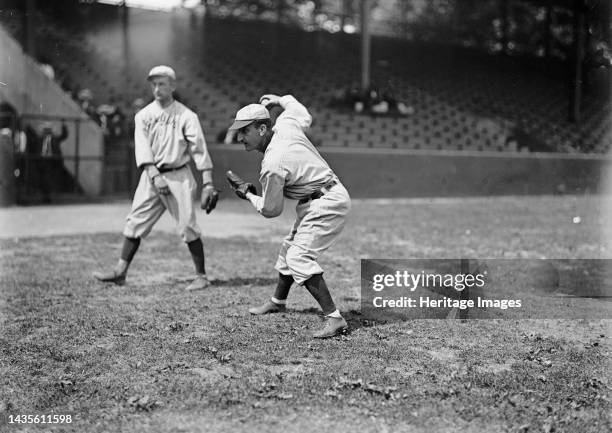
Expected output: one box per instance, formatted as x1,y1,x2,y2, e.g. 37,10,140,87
226,94,351,338
93,65,218,291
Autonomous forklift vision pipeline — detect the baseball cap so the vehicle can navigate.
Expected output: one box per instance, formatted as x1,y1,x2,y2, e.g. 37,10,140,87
228,104,270,131
147,65,176,81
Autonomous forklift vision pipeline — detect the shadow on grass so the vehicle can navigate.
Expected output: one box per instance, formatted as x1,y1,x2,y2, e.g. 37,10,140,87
288,307,411,333
209,277,278,287
342,308,417,332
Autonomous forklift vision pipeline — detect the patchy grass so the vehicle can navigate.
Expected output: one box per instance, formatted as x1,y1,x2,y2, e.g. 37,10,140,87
0,195,610,432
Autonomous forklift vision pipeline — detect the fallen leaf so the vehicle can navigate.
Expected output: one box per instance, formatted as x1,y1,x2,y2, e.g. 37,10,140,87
219,352,233,363
542,419,554,433
56,379,76,395
508,394,522,406
338,377,363,388
364,383,398,399
167,321,189,332
127,394,157,411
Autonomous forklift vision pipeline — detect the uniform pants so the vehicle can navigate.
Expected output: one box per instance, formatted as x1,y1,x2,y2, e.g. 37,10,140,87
275,182,351,284
123,167,201,242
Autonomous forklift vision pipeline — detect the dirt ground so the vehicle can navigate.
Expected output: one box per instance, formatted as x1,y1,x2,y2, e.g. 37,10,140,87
0,195,610,432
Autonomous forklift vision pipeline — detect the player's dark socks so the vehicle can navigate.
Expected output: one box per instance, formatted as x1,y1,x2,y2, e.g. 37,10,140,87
187,238,206,275
120,237,140,264
273,273,294,301
304,273,336,316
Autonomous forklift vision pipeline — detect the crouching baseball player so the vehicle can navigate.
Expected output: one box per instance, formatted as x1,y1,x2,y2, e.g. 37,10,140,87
93,65,218,291
226,94,351,338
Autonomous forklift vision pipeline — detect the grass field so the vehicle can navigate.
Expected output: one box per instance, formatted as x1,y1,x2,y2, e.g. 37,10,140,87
1,195,611,432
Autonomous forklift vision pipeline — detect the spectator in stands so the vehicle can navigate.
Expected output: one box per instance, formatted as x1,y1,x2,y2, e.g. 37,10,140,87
329,83,365,112
584,35,611,97
37,54,56,81
0,102,26,154
77,88,97,119
506,122,555,153
330,82,413,116
373,84,413,116
382,84,414,116
97,103,115,138
397,101,414,116
28,121,69,202
329,86,347,109
362,85,394,114
109,106,126,139
97,101,126,140
346,82,364,112
0,101,18,133
366,85,386,113
39,63,55,81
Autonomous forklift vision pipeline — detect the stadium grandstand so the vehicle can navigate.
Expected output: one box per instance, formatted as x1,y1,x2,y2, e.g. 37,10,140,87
0,0,610,200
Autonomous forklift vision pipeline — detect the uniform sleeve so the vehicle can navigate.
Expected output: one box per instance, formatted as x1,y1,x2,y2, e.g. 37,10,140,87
248,157,285,218
184,112,213,184
276,95,312,131
134,112,155,167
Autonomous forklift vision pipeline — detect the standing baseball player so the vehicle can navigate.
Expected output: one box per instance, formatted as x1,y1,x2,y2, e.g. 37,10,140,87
226,94,351,338
93,65,218,291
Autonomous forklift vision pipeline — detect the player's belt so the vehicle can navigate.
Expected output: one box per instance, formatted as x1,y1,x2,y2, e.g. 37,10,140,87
158,164,187,173
298,179,338,205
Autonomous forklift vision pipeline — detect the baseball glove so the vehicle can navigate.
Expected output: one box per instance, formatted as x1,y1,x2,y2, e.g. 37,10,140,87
226,170,257,200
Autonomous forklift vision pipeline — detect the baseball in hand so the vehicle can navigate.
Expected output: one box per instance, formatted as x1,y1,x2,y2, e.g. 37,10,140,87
260,97,270,106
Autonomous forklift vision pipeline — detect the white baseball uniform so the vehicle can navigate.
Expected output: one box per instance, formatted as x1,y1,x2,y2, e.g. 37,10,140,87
123,100,213,242
248,95,351,284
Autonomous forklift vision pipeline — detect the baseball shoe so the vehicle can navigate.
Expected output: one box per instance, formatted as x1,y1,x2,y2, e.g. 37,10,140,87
185,274,210,292
248,299,286,315
93,270,126,286
313,316,349,339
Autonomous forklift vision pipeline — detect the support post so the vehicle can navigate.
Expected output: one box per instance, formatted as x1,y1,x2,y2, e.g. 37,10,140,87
569,0,586,123
544,0,553,58
360,0,371,93
501,0,509,55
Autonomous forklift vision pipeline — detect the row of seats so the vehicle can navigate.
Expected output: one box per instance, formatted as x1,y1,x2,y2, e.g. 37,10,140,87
1,4,609,154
